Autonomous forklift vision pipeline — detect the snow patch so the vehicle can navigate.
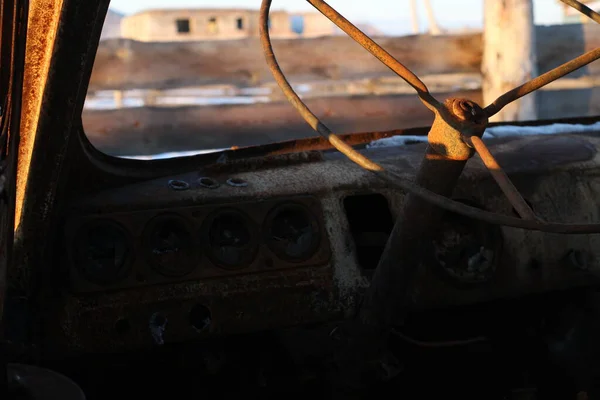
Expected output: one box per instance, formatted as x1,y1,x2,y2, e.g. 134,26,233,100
485,121,600,137
120,148,227,160
367,122,600,149
367,135,428,148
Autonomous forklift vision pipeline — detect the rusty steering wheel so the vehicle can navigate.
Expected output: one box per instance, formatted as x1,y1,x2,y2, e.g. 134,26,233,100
259,0,600,234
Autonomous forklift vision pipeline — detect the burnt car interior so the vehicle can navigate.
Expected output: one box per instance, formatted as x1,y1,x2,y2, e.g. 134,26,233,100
3,0,600,399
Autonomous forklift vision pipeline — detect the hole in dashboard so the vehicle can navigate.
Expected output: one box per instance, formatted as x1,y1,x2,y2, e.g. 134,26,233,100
198,177,220,189
428,199,503,287
190,304,212,332
203,209,258,269
73,220,132,285
142,214,196,277
343,193,394,270
168,179,190,191
264,203,321,262
226,177,248,187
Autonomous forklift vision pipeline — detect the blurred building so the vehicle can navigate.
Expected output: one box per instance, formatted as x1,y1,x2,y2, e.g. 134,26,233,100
101,9,124,40
121,8,336,42
561,0,600,23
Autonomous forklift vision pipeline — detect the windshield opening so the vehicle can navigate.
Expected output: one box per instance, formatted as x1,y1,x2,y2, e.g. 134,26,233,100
82,1,600,161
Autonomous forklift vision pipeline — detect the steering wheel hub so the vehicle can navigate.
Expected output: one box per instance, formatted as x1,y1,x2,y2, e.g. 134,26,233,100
428,98,488,161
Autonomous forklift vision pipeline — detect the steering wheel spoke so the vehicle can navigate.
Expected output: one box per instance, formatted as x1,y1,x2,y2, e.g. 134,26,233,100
306,0,440,112
484,48,600,118
466,136,537,221
560,0,600,24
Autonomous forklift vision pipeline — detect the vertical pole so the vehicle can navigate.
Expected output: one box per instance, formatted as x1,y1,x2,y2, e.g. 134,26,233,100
409,0,420,34
482,0,537,122
423,0,442,35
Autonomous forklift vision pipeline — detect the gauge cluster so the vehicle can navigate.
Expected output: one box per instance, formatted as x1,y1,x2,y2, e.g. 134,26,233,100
65,196,330,293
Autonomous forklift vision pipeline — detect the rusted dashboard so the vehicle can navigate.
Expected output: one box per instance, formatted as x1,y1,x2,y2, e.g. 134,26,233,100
51,133,600,355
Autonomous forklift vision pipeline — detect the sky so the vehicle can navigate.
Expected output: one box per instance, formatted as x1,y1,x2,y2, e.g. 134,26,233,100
108,0,565,35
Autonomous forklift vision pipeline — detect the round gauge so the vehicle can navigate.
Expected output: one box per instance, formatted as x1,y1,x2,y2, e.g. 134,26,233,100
429,200,502,286
74,220,132,285
264,203,321,262
203,209,258,269
143,214,196,277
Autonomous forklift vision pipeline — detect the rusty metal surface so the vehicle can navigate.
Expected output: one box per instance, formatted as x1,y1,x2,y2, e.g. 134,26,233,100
427,98,487,160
